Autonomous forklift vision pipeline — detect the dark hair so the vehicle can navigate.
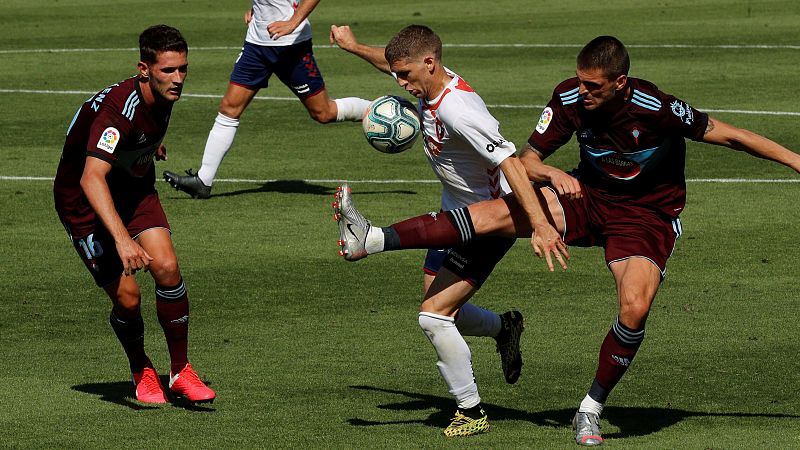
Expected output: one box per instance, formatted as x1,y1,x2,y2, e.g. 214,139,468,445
577,36,629,78
384,25,442,64
139,25,188,64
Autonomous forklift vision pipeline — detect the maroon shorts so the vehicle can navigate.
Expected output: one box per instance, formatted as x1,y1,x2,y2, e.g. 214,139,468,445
547,185,682,277
58,192,170,287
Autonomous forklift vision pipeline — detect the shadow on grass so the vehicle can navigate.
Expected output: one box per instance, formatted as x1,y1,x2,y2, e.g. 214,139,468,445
348,385,799,438
72,377,216,412
173,179,416,198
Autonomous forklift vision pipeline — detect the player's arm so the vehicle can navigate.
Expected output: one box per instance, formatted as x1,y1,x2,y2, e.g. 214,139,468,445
499,155,569,271
330,25,391,74
267,0,320,39
80,157,153,276
519,143,582,199
702,117,800,173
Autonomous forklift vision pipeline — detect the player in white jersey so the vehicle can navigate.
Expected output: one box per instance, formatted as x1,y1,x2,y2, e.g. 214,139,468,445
330,24,569,437
163,0,371,198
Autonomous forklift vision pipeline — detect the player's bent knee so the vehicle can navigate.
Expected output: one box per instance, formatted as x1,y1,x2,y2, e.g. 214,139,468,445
149,258,181,285
418,311,453,336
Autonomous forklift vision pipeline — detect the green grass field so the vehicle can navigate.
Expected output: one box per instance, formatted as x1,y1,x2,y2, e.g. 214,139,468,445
2,0,799,448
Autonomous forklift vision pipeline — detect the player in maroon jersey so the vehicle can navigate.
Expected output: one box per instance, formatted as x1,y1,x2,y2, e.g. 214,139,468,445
332,36,799,445
54,25,215,404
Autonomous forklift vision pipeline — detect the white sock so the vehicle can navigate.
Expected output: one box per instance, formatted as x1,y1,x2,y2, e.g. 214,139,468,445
455,303,502,337
579,393,604,416
197,112,240,186
418,312,480,409
334,97,371,122
364,226,385,254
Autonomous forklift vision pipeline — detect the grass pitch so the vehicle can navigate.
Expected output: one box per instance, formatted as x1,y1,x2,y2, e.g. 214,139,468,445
1,0,799,448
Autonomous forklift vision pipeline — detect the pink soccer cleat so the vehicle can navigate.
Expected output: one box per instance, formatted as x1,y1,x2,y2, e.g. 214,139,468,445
169,363,216,403
132,366,168,404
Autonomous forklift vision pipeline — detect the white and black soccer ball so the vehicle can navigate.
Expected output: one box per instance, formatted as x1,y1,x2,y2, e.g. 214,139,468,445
362,95,421,154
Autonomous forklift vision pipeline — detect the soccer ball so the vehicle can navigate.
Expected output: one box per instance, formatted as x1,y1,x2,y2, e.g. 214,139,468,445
362,95,421,154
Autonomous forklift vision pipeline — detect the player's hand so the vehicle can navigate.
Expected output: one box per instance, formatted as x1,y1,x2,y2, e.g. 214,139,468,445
531,222,569,272
244,8,253,24
155,144,167,161
267,20,296,39
116,237,154,277
330,25,358,51
549,169,582,200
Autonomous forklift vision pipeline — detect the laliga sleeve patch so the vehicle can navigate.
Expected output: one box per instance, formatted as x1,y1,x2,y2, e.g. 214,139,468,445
535,107,553,134
97,127,120,153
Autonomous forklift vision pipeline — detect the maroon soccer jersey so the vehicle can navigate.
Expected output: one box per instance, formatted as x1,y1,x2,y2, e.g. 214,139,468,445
54,76,172,237
528,77,708,218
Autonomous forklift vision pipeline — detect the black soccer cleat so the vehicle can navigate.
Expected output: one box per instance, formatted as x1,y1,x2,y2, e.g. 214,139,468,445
163,169,212,199
495,310,524,384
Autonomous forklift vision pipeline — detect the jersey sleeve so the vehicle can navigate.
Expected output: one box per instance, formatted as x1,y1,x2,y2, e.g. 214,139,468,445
451,109,516,167
527,90,576,157
85,106,133,166
659,93,709,142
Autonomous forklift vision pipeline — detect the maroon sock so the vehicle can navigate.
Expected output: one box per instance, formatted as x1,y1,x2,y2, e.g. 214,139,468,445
385,207,474,250
109,308,150,373
155,280,190,374
591,319,645,402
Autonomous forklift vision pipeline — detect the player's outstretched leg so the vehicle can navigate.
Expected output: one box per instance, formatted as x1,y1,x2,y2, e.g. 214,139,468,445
495,310,524,384
169,363,216,403
444,407,491,437
332,184,371,261
163,169,212,199
573,411,604,446
132,366,168,404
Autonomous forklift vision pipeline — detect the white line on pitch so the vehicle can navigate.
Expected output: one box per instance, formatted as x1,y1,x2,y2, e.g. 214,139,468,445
2,176,797,184
2,88,799,117
1,43,800,54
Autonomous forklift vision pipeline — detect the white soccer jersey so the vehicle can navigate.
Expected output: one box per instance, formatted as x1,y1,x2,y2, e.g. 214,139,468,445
246,0,313,47
419,69,516,211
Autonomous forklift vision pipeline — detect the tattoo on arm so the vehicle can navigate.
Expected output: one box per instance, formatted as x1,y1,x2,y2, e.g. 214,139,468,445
522,143,546,160
704,119,716,136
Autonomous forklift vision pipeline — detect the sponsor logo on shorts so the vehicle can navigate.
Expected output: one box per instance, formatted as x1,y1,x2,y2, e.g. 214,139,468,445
293,83,310,94
535,107,553,134
97,127,120,153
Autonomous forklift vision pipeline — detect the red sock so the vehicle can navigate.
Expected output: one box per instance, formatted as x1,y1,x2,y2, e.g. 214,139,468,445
592,320,644,401
155,280,189,374
387,207,473,250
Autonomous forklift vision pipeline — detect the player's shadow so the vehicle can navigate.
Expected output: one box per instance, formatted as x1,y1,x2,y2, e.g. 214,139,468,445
208,179,416,198
72,378,216,412
347,385,799,438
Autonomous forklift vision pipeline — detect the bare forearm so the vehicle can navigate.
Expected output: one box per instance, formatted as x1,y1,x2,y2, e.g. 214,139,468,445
500,156,549,228
346,44,391,74
520,143,556,182
80,173,128,243
704,117,800,172
289,0,319,27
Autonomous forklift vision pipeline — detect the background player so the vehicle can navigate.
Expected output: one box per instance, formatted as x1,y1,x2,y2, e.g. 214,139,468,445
335,36,800,445
163,0,371,198
330,24,568,437
54,25,215,404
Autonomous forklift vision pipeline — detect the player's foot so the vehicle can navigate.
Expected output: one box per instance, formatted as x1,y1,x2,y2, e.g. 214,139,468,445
495,310,524,384
573,411,604,446
169,363,216,403
332,184,370,261
163,169,211,199
443,408,490,437
132,366,168,404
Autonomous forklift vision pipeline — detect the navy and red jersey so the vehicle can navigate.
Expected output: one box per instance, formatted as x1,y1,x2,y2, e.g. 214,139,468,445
54,76,172,238
528,77,708,218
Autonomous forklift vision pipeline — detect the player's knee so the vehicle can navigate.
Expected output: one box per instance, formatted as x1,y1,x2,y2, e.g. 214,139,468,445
149,258,181,286
114,286,141,313
218,100,245,120
619,301,651,328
